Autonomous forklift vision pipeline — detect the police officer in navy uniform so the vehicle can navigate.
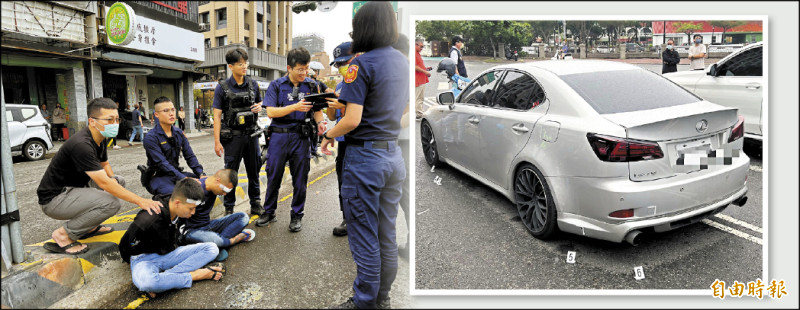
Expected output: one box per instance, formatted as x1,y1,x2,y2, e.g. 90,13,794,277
320,3,408,308
255,47,327,232
449,36,468,78
212,48,263,216
143,96,205,196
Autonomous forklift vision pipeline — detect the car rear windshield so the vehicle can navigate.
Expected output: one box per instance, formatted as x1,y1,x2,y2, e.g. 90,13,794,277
560,69,700,114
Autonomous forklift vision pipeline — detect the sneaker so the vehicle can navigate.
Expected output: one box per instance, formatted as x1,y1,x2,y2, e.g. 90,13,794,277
330,297,358,309
332,220,347,236
289,217,302,232
112,145,121,149
224,206,234,216
255,213,276,227
377,297,391,309
215,249,228,262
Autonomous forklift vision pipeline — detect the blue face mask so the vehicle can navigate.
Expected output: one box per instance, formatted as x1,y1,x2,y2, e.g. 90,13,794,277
695,39,702,44
667,44,673,49
94,122,119,138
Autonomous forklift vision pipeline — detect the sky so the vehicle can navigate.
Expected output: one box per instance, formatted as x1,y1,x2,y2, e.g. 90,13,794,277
291,1,354,57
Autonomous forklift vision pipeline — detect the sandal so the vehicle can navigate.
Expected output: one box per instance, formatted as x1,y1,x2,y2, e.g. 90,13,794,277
78,225,114,240
43,241,89,255
241,229,256,242
203,262,226,280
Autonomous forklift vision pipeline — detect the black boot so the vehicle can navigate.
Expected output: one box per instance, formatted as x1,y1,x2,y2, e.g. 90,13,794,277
289,214,303,232
255,213,276,227
332,220,347,236
250,199,264,216
224,205,234,215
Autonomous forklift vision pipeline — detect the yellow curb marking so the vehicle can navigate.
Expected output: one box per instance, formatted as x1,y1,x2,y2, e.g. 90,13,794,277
124,294,150,309
103,214,137,224
20,259,43,267
28,230,126,247
248,168,335,224
79,258,95,275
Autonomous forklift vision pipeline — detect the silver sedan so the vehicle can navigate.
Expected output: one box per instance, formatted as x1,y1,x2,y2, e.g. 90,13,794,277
420,60,750,245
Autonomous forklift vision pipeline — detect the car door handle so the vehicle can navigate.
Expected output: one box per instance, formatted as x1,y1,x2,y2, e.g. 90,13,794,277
468,116,480,124
511,124,530,133
745,84,761,90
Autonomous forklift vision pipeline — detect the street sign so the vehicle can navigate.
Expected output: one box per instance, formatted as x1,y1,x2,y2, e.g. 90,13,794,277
353,1,397,17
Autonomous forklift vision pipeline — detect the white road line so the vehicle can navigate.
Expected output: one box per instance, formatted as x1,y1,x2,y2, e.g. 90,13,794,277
713,213,763,234
417,209,430,216
701,219,763,245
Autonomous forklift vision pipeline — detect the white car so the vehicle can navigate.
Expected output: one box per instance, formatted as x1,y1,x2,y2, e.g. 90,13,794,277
664,42,763,142
422,60,749,245
5,104,54,160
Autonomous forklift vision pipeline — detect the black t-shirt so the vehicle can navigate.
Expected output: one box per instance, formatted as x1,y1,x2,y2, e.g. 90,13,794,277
37,127,108,205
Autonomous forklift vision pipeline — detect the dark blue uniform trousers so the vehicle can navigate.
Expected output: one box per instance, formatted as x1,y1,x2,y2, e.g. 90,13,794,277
262,132,310,217
223,134,261,207
150,173,199,196
341,142,405,309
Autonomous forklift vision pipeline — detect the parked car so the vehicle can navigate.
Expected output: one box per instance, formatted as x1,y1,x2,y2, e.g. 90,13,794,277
5,104,54,160
421,60,749,245
625,43,645,52
663,42,763,142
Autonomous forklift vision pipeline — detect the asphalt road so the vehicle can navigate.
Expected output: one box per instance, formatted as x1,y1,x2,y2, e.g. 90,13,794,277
414,59,764,290
9,133,411,308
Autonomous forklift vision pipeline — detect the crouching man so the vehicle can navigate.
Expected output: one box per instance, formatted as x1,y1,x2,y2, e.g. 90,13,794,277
182,169,255,261
119,179,224,298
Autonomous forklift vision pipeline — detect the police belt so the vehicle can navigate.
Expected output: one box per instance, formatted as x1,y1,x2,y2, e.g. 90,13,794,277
345,139,397,150
269,126,303,134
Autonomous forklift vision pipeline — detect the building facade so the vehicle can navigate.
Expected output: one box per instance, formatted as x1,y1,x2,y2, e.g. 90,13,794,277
652,21,763,46
2,1,207,135
195,1,292,111
292,33,324,54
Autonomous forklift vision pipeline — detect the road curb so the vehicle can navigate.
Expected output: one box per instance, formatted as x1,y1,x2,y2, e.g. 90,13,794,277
0,150,337,309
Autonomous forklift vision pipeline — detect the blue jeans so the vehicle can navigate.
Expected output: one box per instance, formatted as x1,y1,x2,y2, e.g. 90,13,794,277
184,212,249,248
129,125,143,143
341,142,405,309
130,242,218,293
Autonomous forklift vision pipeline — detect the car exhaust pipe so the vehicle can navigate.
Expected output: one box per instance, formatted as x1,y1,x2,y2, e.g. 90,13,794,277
624,230,643,246
732,195,748,207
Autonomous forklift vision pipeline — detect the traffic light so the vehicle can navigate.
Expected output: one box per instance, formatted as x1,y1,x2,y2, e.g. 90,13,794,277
292,1,317,14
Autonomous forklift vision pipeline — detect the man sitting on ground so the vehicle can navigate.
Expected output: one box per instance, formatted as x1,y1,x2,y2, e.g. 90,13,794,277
144,96,205,195
181,169,255,261
119,179,225,298
37,97,162,255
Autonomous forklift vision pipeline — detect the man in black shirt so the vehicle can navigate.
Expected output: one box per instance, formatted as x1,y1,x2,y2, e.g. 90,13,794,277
662,39,681,74
37,97,162,255
119,179,224,297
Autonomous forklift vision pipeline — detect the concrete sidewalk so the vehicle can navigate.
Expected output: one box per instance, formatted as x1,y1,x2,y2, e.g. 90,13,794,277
47,127,210,155
1,139,337,309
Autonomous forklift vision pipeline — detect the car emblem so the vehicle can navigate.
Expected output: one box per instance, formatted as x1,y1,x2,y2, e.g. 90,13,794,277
696,119,708,133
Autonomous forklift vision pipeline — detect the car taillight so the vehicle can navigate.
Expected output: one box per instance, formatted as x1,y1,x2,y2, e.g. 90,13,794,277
609,209,634,218
587,133,664,162
728,115,744,143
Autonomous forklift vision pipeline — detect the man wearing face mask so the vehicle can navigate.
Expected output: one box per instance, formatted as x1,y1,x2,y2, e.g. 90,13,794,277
180,169,255,262
688,35,707,71
37,97,163,254
661,39,681,74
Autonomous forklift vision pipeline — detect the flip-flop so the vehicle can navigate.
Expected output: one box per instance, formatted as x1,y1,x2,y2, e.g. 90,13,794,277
43,241,89,255
203,262,225,280
78,225,114,239
241,229,256,242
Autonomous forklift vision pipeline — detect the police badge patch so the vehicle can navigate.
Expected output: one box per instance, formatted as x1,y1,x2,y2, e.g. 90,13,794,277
344,65,359,83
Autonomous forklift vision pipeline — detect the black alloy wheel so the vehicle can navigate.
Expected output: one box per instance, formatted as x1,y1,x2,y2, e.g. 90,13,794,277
514,164,557,239
420,121,440,166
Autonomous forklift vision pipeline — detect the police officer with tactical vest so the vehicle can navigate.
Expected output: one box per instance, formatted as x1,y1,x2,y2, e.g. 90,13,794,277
255,47,327,232
212,48,264,216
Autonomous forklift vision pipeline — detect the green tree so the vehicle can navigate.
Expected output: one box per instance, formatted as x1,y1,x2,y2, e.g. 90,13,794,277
709,20,747,44
674,21,704,44
415,20,465,42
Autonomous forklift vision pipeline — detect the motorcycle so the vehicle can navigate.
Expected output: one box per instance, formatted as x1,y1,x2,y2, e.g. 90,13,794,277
436,58,472,98
505,50,519,61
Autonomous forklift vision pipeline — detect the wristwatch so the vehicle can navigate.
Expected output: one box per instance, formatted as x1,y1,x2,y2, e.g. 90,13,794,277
323,132,332,140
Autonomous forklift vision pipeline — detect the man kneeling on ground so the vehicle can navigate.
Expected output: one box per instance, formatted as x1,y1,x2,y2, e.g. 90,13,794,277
119,179,224,298
181,169,255,261
37,97,162,255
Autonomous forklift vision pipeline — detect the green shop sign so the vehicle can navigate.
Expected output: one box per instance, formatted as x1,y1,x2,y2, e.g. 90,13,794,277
352,1,397,17
106,2,137,45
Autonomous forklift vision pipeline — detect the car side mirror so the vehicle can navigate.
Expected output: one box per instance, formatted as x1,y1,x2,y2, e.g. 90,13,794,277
707,63,717,77
438,91,455,106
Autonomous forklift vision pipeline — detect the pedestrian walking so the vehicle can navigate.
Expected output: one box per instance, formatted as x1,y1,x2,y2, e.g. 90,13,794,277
129,104,144,145
662,39,681,74
320,2,408,308
414,38,431,119
688,35,707,70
